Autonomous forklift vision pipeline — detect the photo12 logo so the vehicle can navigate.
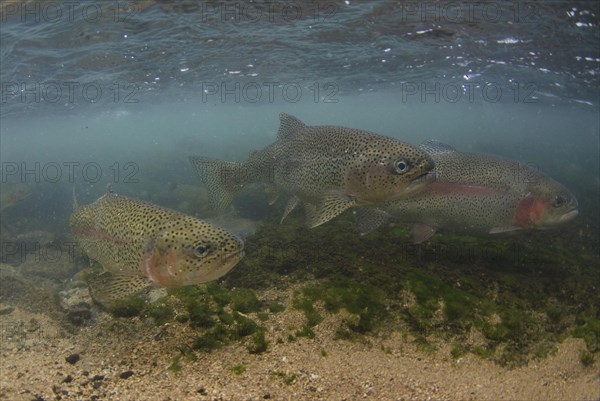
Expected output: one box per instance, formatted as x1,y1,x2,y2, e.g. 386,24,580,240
1,161,139,184
197,2,338,23
398,81,538,104
1,81,140,104
200,81,340,104
397,1,552,24
0,1,141,23
0,1,338,24
1,240,80,265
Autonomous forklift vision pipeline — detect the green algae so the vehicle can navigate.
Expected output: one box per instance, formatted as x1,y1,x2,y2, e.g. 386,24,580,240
292,296,323,327
247,329,269,354
271,370,297,385
295,324,316,339
166,284,270,354
268,302,285,313
107,296,145,318
229,363,247,375
230,288,262,313
580,350,595,367
573,314,600,353
234,212,599,366
168,346,197,372
144,298,175,326
168,354,183,372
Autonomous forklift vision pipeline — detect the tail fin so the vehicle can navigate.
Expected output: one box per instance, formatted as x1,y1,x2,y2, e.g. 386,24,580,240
189,156,245,211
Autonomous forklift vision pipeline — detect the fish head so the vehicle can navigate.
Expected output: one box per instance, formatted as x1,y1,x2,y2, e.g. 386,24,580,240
346,141,436,202
144,216,245,287
514,187,579,229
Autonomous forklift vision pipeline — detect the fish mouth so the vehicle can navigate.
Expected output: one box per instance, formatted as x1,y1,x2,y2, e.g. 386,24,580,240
398,171,437,197
558,208,579,223
222,249,245,264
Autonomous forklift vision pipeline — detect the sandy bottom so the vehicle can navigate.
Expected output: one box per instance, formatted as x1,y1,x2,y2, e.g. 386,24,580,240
1,291,598,401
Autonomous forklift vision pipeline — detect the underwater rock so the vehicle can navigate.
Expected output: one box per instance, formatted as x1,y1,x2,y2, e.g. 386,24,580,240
147,287,168,303
60,281,95,325
0,264,62,316
20,250,79,282
119,370,134,379
65,353,80,364
60,286,93,310
65,303,92,326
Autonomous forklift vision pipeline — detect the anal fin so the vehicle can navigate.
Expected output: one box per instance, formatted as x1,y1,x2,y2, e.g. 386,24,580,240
412,223,438,244
355,208,391,235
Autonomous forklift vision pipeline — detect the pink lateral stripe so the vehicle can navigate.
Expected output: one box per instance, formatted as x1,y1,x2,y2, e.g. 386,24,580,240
72,226,131,245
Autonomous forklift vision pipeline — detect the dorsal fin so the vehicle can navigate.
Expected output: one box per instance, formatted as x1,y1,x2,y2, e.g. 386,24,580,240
277,113,306,140
419,140,457,155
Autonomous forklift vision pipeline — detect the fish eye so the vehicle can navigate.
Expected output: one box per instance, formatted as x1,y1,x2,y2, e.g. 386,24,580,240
193,244,210,257
552,195,565,208
393,159,410,174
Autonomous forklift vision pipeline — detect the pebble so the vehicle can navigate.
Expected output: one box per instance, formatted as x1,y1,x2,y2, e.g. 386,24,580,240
65,354,80,365
62,375,73,383
119,370,134,379
66,306,92,326
92,375,104,381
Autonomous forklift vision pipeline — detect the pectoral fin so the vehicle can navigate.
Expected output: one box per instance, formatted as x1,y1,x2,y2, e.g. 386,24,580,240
280,195,300,223
309,190,356,228
412,223,438,244
88,272,151,306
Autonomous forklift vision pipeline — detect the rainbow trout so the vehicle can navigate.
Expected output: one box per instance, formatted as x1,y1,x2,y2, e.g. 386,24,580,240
70,188,244,304
190,113,435,228
359,141,578,242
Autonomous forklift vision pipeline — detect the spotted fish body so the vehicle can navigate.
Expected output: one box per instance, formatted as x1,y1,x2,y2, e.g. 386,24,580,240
190,113,435,227
359,141,578,242
70,189,244,303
